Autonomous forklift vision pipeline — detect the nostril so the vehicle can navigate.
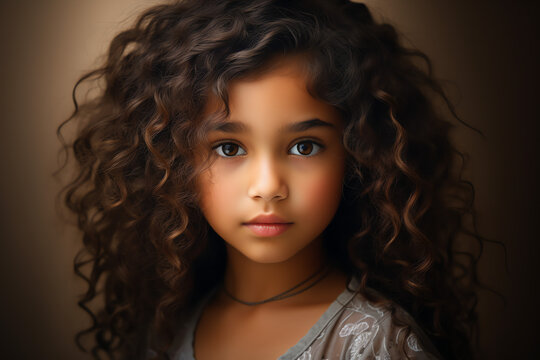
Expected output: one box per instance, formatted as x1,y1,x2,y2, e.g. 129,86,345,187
247,177,288,202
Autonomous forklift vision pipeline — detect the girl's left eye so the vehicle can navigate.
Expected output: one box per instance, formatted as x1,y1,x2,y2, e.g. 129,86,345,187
289,141,322,157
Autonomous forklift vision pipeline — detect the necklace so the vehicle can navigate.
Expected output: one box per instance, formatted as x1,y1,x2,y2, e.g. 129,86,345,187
222,263,333,306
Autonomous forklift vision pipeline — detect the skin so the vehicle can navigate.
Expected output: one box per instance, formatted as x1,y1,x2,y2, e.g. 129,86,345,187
195,57,349,358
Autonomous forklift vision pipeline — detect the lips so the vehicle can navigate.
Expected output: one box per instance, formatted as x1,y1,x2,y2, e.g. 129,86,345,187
243,214,293,237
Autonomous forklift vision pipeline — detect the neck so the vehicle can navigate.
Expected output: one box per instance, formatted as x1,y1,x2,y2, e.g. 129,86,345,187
222,237,328,304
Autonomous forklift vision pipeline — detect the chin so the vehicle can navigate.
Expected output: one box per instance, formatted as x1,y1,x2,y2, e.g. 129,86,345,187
238,243,302,264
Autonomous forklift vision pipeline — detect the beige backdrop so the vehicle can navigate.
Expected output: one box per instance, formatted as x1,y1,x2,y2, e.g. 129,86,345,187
1,1,538,359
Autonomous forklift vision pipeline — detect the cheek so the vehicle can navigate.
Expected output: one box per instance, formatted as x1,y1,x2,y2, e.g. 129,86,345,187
198,172,224,216
298,171,343,220
198,167,242,219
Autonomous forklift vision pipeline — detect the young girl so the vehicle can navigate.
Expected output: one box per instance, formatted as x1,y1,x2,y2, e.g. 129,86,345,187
60,0,482,359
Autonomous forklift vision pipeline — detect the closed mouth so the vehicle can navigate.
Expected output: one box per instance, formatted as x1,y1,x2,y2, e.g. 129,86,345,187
243,222,292,237
244,213,291,225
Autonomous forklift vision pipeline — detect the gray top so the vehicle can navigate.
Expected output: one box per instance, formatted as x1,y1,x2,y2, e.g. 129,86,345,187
166,277,441,359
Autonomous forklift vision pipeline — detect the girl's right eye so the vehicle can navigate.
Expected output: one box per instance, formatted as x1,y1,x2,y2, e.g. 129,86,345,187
213,142,247,157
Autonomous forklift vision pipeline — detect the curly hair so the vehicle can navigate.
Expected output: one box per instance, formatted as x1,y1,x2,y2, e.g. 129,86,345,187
58,0,484,358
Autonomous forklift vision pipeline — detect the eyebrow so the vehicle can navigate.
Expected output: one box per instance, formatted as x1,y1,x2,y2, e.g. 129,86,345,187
211,118,335,133
285,118,335,132
211,121,247,133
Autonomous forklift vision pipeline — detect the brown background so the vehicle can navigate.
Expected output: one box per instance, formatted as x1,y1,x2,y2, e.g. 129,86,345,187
0,1,538,359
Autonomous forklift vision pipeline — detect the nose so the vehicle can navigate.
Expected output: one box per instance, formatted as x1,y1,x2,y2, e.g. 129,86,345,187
247,155,288,202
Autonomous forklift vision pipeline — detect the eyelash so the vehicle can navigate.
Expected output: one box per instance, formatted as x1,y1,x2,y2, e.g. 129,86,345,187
213,142,247,157
212,140,324,158
289,141,323,157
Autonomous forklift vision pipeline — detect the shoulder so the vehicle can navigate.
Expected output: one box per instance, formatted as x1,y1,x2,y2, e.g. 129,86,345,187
310,288,442,360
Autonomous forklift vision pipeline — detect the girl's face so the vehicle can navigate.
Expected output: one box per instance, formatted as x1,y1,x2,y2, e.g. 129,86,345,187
198,58,346,264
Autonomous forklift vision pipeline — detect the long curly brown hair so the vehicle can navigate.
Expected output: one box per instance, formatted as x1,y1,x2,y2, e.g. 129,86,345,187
58,0,485,358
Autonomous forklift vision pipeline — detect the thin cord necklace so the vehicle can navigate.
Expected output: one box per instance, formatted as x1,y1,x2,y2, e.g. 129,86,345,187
222,263,333,306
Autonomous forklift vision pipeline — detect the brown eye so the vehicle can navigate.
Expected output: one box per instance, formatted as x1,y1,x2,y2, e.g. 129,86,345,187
289,141,322,157
222,143,238,156
297,142,313,155
215,142,246,157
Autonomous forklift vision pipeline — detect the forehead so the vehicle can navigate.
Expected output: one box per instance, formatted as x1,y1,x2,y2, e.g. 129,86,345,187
205,57,341,130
